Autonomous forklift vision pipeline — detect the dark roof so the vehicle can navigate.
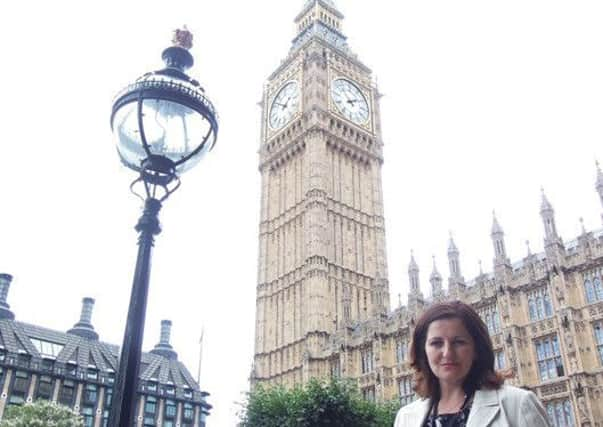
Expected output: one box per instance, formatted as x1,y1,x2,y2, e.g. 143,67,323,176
0,319,200,391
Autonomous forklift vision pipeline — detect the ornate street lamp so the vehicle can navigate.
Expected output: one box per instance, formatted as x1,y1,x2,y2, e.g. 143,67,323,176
109,28,218,426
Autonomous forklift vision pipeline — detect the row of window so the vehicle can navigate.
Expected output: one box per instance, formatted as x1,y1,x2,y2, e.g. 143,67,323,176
546,399,574,427
360,321,603,382
143,396,195,426
0,370,204,427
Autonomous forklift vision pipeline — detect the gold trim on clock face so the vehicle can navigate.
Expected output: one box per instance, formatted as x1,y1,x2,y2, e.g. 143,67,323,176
331,78,370,125
269,81,300,130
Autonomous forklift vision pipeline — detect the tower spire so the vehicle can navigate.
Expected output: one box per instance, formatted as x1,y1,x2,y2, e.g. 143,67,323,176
491,211,509,265
408,251,420,293
293,0,348,53
596,161,603,224
430,256,443,299
447,232,465,298
540,188,560,241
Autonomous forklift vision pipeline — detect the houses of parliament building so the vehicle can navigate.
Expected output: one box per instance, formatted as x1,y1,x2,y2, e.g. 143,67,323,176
251,1,603,426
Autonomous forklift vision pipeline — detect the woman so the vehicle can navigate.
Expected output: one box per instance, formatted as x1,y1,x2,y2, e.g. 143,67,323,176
394,301,551,427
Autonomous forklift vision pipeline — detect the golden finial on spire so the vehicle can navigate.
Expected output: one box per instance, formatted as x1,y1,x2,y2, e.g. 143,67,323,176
172,26,193,50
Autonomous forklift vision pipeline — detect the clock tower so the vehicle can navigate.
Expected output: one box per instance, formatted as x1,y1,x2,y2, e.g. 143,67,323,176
253,0,390,387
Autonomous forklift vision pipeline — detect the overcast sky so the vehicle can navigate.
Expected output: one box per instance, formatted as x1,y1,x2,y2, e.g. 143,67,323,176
0,1,602,426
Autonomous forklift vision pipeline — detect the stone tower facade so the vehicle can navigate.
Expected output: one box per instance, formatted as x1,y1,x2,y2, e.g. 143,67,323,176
252,2,603,426
253,0,390,387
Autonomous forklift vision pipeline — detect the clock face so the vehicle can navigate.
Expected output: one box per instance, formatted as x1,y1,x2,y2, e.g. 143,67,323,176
269,81,300,130
331,79,370,125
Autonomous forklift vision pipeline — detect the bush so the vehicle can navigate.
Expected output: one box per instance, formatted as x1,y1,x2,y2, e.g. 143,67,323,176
239,378,398,427
0,400,84,427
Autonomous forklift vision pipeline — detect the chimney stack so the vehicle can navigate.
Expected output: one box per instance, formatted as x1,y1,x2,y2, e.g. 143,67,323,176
151,320,178,360
67,297,99,340
0,274,15,320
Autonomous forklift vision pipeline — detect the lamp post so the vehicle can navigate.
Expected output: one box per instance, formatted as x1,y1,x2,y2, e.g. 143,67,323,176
108,28,218,427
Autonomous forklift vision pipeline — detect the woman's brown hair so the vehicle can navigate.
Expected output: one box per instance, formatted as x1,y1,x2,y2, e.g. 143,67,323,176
410,301,507,399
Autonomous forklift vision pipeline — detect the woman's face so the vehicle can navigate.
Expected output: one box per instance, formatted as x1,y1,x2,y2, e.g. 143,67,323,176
424,317,475,389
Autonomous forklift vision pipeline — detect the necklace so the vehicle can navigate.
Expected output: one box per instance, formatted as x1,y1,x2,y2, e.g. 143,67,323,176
425,393,473,427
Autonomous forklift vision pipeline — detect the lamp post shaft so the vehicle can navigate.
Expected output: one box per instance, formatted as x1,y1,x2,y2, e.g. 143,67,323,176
109,198,162,427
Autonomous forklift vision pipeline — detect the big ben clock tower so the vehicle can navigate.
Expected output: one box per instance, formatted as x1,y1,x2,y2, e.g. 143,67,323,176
253,0,390,387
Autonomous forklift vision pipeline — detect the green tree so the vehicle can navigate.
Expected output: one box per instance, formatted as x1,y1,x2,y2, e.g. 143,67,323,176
0,400,84,427
239,378,399,427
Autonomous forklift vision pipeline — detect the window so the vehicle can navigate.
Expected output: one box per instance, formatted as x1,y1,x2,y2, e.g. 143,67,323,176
36,375,54,400
545,399,574,427
81,407,95,427
494,350,506,370
585,276,603,303
9,371,30,405
41,358,54,372
30,338,64,357
528,288,554,321
361,348,373,374
58,380,76,407
395,339,408,364
163,421,174,427
104,387,113,408
86,369,98,380
329,358,340,378
143,396,157,426
83,384,98,405
362,386,375,402
479,305,501,334
183,402,194,421
65,363,77,377
147,381,158,392
165,385,175,395
102,409,109,427
535,335,564,381
594,322,603,365
398,376,414,406
164,400,177,419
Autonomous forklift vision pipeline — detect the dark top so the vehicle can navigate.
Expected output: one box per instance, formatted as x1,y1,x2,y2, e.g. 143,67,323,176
423,395,473,427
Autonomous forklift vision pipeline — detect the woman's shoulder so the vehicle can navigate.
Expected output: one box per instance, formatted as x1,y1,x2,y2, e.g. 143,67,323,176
394,398,430,427
496,384,536,400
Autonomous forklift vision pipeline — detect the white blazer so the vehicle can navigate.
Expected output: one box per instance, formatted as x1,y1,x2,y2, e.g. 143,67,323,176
394,385,551,427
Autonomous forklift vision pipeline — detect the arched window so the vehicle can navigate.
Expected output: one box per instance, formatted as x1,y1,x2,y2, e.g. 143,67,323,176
528,297,536,321
585,279,595,303
595,277,603,301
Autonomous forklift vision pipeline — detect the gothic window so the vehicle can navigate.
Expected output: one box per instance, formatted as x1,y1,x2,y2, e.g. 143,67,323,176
584,276,603,303
361,348,374,374
330,358,340,378
594,321,603,365
545,399,574,427
479,305,501,334
361,386,375,402
398,376,414,406
528,287,553,321
36,375,53,400
395,339,408,364
494,350,505,370
535,335,564,381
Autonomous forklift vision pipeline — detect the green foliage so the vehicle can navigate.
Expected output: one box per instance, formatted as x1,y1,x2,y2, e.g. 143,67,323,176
0,400,84,427
239,378,399,427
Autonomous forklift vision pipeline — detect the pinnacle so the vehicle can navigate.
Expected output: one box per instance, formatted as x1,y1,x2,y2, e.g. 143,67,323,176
491,210,504,235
